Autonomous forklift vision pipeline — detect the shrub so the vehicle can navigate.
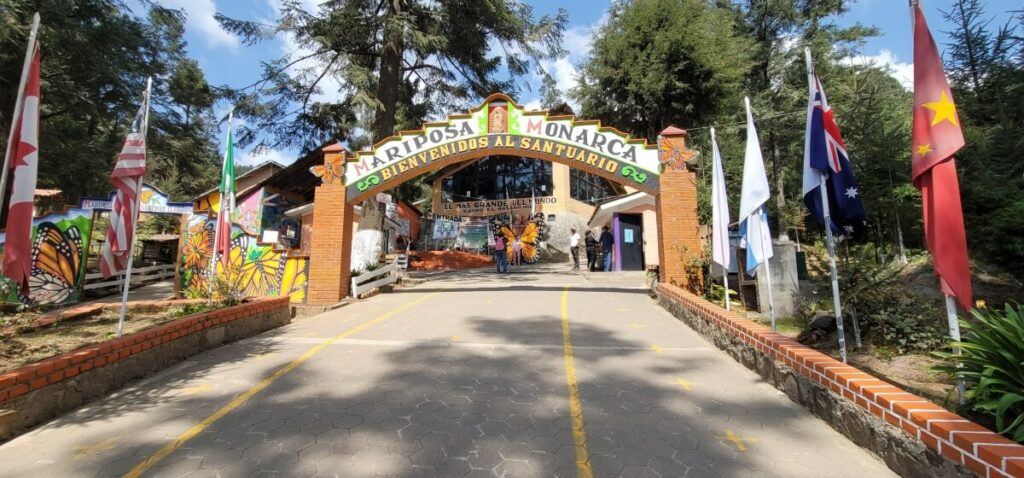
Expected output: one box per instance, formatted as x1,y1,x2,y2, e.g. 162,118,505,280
936,304,1024,442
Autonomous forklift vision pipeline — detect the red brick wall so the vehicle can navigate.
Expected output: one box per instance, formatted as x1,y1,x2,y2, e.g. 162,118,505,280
656,131,702,289
658,283,1024,478
397,201,421,245
307,177,353,305
0,297,289,406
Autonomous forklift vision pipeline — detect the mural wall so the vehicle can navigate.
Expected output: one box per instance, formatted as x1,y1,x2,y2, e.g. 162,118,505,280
179,213,308,303
0,208,94,305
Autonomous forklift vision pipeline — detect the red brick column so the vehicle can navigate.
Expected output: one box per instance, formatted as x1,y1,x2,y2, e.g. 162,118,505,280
307,147,353,305
656,126,702,290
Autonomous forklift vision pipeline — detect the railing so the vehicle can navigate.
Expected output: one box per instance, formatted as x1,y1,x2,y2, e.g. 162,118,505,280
350,263,400,298
83,264,175,291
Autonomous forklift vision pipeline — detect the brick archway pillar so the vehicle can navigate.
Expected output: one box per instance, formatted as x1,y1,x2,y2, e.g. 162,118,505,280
307,144,354,305
656,126,702,290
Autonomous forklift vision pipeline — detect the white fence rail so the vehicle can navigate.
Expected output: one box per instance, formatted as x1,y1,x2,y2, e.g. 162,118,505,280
350,263,400,298
84,264,175,291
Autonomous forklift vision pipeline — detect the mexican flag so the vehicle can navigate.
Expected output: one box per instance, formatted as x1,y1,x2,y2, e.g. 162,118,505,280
216,113,236,265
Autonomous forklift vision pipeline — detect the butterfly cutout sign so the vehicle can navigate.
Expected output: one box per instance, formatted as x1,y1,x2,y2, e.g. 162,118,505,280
310,153,345,184
658,136,698,171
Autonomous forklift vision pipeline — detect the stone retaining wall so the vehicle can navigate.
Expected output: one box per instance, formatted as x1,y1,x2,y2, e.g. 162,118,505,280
657,283,1024,478
0,296,291,442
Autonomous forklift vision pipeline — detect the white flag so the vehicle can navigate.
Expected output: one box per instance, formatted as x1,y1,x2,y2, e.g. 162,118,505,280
738,97,774,275
710,127,731,270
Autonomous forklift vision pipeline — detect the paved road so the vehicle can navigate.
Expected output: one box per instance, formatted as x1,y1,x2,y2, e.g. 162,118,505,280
0,266,895,477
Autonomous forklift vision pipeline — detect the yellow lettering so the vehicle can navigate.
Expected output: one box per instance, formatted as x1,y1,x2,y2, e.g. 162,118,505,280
397,160,408,173
586,153,598,166
479,137,489,149
542,140,554,154
520,137,531,149
605,161,618,173
430,148,439,161
575,149,587,161
554,144,566,156
381,168,392,180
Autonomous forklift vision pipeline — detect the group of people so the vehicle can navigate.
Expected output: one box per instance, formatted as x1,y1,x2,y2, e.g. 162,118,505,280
492,234,522,273
569,226,614,272
492,226,615,274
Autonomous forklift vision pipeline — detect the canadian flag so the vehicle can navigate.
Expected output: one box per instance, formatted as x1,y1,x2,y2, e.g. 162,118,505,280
2,36,41,294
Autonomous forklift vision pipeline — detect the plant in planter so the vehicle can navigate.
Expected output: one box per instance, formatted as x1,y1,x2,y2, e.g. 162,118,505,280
935,303,1024,443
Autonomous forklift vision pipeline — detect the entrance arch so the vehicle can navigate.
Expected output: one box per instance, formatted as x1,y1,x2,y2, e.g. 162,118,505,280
305,94,701,304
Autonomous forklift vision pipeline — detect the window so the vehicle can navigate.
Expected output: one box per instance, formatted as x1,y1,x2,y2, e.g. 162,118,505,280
570,169,620,205
440,156,553,201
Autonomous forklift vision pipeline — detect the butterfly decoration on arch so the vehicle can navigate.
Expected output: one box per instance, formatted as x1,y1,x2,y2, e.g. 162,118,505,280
25,222,83,305
309,152,345,184
490,213,547,263
658,136,698,171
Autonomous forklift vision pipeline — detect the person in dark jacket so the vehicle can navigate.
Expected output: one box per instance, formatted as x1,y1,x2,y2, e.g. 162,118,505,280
599,226,614,271
584,230,598,271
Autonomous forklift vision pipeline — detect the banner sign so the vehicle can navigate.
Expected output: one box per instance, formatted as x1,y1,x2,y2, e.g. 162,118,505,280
439,196,556,217
80,183,193,215
432,219,459,240
343,94,661,199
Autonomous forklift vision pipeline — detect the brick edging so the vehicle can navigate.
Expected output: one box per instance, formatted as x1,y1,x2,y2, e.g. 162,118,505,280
0,297,289,406
657,283,1024,478
0,299,206,337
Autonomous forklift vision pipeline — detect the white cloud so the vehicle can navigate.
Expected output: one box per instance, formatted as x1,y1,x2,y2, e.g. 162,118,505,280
161,0,239,49
237,147,296,166
841,49,914,90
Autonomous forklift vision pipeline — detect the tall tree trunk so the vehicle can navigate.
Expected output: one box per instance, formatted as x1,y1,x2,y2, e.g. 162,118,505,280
373,0,403,142
768,127,788,240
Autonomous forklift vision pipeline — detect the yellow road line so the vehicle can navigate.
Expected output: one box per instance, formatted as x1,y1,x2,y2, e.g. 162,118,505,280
560,286,593,478
124,291,442,478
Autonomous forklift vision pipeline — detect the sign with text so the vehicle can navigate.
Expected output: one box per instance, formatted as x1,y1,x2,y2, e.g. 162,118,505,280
79,183,193,215
343,94,661,200
439,196,556,217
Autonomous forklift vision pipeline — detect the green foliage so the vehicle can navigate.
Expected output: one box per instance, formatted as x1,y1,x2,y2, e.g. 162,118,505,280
0,1,221,203
171,302,214,318
574,0,751,141
804,243,946,354
935,304,1024,443
219,0,568,147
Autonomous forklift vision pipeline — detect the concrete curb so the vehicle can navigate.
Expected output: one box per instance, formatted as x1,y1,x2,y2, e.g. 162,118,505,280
0,296,291,442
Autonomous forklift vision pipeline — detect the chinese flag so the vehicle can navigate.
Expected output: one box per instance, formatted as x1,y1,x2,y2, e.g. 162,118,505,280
911,2,972,310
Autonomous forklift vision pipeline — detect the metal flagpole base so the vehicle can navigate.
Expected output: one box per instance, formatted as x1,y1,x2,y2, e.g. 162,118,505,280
945,294,966,405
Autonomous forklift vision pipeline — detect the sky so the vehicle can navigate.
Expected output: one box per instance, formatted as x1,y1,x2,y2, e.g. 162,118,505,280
151,0,1022,166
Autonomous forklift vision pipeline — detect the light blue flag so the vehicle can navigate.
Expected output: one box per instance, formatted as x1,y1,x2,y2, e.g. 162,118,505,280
738,97,773,275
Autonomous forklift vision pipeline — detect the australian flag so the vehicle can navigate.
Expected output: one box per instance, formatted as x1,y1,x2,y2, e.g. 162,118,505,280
802,73,867,238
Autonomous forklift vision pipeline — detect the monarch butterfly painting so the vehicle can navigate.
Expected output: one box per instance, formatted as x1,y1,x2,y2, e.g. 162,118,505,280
179,213,309,303
26,222,83,305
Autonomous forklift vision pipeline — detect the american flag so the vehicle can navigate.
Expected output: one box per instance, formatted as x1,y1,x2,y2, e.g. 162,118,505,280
100,80,151,278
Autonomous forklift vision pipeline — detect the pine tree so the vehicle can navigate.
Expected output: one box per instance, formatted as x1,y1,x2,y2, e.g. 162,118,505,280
218,0,568,149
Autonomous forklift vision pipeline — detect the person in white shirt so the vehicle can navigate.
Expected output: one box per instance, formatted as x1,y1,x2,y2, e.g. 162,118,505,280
569,228,581,270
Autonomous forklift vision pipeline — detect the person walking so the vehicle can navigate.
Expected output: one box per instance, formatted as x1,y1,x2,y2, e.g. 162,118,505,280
600,226,614,272
494,235,508,273
569,228,581,270
584,230,598,272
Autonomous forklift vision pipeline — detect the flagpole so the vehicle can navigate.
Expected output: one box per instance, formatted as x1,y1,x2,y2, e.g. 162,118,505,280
758,210,777,330
723,260,732,311
0,13,40,214
805,48,849,363
207,110,233,301
115,76,152,338
945,294,966,404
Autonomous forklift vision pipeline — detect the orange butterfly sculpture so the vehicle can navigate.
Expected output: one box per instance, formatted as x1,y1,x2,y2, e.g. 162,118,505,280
494,213,546,263
309,153,345,184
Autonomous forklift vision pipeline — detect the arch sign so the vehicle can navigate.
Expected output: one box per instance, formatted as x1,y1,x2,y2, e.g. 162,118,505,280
343,93,661,201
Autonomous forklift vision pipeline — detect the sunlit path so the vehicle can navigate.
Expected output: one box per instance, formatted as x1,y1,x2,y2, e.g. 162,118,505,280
0,265,893,477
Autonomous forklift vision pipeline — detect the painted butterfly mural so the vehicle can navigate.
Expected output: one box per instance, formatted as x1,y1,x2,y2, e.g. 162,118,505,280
26,222,83,305
657,136,697,171
178,213,309,303
489,213,547,263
